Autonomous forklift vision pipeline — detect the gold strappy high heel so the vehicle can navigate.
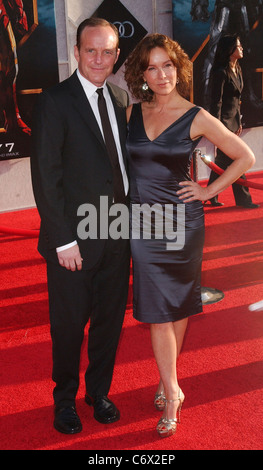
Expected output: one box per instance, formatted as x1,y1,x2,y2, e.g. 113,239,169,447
156,389,184,438
154,391,166,411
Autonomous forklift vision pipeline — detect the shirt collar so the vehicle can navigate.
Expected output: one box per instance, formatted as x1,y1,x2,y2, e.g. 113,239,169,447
77,69,107,98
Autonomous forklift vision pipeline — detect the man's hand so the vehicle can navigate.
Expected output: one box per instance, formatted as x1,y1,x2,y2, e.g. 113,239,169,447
57,244,83,271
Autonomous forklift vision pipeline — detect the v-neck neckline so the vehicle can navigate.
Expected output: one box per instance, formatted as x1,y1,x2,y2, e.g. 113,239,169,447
139,104,198,142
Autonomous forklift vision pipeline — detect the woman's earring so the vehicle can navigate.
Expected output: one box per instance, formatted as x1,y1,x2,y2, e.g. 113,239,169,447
176,78,179,84
142,82,149,91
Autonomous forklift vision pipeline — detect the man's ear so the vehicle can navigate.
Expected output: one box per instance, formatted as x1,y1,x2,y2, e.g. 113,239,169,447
114,48,120,64
74,45,80,63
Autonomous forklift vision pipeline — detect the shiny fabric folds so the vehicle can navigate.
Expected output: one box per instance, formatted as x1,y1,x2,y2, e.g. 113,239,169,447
126,103,205,323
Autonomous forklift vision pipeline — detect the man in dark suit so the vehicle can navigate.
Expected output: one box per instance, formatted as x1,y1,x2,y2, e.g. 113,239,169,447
31,17,130,434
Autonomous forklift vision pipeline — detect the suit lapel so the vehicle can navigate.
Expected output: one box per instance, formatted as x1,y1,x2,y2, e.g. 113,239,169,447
229,69,243,93
107,83,128,165
67,71,105,148
67,72,128,168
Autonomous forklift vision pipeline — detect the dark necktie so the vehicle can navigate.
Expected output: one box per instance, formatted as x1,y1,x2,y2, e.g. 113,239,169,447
96,88,126,204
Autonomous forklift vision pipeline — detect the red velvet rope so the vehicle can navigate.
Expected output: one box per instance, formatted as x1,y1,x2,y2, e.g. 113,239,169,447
201,155,263,190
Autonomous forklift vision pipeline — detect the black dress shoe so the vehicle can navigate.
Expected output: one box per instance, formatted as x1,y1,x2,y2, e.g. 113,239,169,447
236,203,260,209
85,394,120,424
54,406,82,434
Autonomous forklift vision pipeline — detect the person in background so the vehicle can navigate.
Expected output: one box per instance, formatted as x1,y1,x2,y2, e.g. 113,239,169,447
31,17,130,435
124,33,255,438
206,34,259,208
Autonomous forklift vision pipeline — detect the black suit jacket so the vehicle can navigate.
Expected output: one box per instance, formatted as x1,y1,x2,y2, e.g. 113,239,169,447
209,66,243,133
31,71,129,269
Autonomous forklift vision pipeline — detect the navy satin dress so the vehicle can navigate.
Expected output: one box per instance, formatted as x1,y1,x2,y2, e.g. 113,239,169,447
126,103,205,323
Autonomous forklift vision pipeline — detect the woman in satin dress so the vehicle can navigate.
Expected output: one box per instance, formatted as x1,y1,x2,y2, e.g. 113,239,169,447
124,34,255,438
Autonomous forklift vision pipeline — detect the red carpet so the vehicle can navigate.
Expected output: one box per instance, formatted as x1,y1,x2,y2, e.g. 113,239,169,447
0,172,263,450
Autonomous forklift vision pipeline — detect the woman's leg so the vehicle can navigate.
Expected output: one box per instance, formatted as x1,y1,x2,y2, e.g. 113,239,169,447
154,318,188,396
150,318,187,419
173,317,188,356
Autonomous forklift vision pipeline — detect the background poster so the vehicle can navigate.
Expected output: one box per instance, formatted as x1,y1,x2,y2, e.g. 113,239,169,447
93,0,148,74
172,0,263,128
0,0,59,161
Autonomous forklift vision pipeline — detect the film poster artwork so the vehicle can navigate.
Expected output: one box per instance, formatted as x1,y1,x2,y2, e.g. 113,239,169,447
0,0,59,161
172,0,263,128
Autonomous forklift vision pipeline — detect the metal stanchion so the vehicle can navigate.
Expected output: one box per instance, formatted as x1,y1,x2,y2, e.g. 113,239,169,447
192,149,224,305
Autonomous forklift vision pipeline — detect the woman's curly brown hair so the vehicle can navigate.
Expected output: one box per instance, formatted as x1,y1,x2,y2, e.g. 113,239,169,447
124,34,193,102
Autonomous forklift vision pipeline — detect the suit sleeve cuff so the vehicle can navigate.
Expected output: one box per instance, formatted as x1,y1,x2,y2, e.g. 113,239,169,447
56,241,77,252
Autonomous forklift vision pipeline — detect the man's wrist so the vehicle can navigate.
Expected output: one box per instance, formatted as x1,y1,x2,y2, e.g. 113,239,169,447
56,241,77,253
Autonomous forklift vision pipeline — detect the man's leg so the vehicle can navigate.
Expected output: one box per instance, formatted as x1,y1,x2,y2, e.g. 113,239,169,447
47,262,92,408
85,238,130,398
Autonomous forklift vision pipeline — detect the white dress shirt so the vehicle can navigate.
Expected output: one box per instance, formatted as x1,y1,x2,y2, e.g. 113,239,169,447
56,70,128,253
